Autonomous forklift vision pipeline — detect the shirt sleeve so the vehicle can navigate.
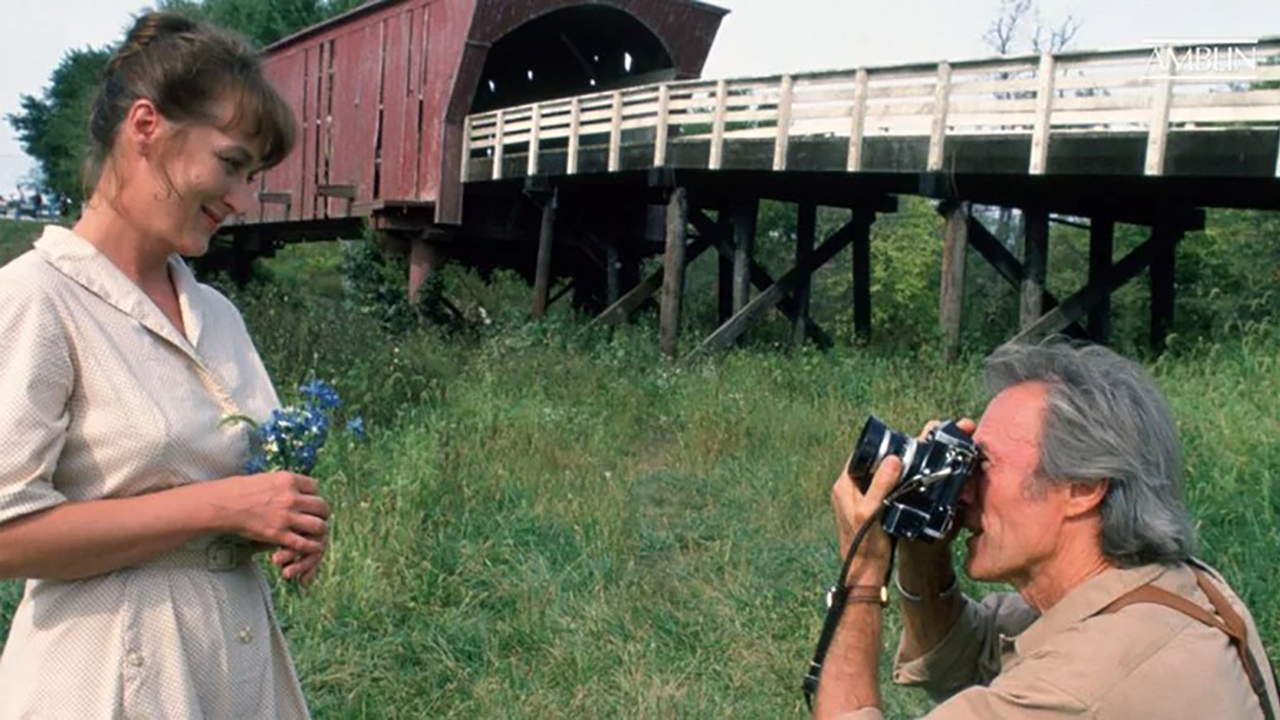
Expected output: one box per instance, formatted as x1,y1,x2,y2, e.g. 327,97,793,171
921,662,1090,718
0,280,73,525
893,591,1040,700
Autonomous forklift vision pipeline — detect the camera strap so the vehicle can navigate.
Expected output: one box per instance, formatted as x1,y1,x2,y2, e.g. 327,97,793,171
802,508,897,710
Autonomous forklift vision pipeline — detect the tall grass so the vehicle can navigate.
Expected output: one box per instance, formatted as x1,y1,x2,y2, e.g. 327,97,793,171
0,224,1276,717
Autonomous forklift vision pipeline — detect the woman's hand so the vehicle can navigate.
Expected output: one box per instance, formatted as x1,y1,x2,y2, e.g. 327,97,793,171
213,472,329,558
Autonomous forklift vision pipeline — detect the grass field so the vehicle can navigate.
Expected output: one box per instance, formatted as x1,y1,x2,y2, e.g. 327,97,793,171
0,219,1277,717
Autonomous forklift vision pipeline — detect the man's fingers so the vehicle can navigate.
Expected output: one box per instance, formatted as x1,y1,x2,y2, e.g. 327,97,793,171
866,456,902,506
957,417,977,435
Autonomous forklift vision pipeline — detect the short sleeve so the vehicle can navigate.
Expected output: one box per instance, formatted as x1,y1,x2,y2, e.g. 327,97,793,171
0,278,73,525
894,592,1039,700
923,667,1089,718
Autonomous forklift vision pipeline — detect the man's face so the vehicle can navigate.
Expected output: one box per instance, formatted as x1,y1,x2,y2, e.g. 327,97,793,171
958,381,1070,586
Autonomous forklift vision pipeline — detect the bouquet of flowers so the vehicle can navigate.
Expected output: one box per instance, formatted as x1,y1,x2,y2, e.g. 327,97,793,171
226,379,365,474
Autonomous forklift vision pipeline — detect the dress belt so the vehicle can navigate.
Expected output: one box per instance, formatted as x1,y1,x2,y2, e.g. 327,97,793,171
140,535,259,572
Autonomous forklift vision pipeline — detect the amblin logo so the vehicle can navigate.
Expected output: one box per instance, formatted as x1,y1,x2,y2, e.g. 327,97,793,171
1143,39,1260,81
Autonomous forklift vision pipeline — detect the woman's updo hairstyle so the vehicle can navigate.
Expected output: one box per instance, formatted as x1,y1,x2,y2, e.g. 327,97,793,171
85,11,295,196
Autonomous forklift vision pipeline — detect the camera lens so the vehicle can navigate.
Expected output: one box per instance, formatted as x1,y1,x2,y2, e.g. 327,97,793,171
848,416,913,491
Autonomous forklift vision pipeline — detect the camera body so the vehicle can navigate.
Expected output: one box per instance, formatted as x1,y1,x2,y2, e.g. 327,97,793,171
847,416,980,541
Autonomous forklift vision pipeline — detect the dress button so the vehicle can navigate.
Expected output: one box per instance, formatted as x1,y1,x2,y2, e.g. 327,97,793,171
237,626,254,644
126,650,144,667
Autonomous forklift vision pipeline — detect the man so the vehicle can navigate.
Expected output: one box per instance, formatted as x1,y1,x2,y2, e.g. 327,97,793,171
815,341,1279,719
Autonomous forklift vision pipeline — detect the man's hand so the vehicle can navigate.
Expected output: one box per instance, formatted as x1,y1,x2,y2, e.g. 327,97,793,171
831,455,901,584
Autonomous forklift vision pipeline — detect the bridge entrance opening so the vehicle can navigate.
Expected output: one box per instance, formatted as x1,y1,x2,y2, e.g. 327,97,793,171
470,5,674,113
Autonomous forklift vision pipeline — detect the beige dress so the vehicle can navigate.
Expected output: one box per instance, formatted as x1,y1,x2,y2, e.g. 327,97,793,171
0,226,309,718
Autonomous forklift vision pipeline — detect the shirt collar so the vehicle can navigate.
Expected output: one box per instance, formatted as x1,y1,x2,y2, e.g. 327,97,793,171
34,225,202,360
1009,563,1168,663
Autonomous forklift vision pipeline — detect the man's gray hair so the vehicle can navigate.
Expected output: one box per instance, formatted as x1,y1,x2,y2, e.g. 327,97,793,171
984,341,1196,567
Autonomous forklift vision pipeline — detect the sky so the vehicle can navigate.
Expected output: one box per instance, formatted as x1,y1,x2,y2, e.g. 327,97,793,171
3,0,1280,197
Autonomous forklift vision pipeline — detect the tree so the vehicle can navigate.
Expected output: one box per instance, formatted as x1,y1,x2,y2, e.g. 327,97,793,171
8,0,361,207
7,47,112,210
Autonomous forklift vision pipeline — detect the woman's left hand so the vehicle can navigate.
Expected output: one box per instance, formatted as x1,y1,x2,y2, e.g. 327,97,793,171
270,534,326,586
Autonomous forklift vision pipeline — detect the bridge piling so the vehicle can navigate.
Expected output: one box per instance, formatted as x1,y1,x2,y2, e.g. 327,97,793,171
939,201,970,362
659,186,689,358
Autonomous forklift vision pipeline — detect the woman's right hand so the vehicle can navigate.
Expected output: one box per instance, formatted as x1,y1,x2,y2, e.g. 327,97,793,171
211,472,329,556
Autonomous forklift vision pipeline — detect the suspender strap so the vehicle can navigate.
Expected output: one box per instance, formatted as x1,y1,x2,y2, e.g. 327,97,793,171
1101,569,1276,720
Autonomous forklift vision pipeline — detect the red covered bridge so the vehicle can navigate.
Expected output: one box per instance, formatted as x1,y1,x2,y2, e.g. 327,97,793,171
220,2,1280,357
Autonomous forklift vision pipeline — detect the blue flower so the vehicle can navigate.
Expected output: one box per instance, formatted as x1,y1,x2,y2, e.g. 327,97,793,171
299,379,341,411
346,416,366,441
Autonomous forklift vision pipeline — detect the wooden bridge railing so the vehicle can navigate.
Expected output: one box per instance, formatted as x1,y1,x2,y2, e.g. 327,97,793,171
462,40,1280,182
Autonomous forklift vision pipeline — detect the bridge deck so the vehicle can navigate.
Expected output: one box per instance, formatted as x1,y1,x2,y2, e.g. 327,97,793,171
463,40,1280,206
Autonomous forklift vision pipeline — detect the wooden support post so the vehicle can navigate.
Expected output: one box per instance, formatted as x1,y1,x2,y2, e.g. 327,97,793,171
1145,47,1174,176
607,91,623,172
654,85,671,167
792,202,816,346
606,242,620,305
460,116,472,182
710,79,728,170
852,209,873,342
1089,217,1114,344
527,104,542,176
659,187,688,358
408,233,442,305
1021,208,1049,329
1029,53,1056,175
492,109,506,180
717,212,734,323
689,217,859,358
939,200,968,361
567,98,581,175
1149,225,1180,354
928,62,952,172
847,69,869,172
591,236,710,327
732,199,758,315
531,189,556,319
773,75,795,171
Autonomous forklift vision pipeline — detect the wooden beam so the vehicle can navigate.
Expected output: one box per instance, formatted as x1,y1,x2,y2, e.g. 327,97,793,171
688,217,859,358
590,236,711,326
717,212,733,323
606,242,620,305
732,198,758,315
567,98,581,175
1089,217,1114,344
1029,53,1056,175
608,92,623,172
688,209,834,350
654,85,671,167
1149,225,1181,353
1144,49,1174,176
710,79,728,170
847,69,869,172
852,209,873,341
927,62,952,172
527,104,542,176
939,200,968,361
659,187,689,357
954,209,1088,337
531,189,556,319
1012,230,1161,344
1020,208,1049,329
792,202,816,346
773,75,795,171
492,109,506,180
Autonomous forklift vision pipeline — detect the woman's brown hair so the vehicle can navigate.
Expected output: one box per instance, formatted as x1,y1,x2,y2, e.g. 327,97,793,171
85,11,295,197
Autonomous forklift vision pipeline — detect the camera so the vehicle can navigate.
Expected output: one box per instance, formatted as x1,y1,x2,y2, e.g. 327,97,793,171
847,416,981,541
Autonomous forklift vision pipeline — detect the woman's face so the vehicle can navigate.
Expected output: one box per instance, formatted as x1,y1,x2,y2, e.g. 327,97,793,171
121,101,261,258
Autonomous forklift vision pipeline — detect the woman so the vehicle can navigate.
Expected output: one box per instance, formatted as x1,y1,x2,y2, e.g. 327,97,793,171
0,12,326,718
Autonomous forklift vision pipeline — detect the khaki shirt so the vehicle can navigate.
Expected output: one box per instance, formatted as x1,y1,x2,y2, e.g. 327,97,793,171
844,563,1279,718
0,227,308,718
